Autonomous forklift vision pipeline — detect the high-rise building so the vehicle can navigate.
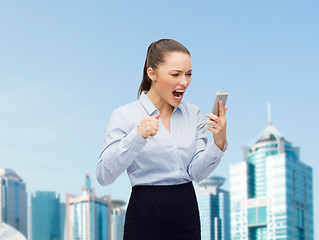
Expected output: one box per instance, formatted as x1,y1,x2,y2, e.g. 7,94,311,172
31,191,64,240
60,202,66,239
65,174,111,240
230,107,313,240
110,199,126,240
0,168,28,237
197,176,231,240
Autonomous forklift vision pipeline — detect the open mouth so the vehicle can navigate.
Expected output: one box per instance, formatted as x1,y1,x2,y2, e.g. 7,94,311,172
172,89,185,100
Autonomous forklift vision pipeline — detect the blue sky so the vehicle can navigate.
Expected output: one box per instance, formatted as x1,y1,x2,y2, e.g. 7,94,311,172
1,0,318,234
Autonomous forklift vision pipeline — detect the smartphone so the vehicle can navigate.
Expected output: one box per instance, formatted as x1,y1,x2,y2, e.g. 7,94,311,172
212,91,228,116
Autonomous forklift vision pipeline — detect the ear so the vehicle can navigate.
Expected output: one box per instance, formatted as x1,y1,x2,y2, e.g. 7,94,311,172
147,67,157,82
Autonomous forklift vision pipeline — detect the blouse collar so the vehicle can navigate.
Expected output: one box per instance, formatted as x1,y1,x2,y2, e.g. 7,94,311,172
139,91,184,115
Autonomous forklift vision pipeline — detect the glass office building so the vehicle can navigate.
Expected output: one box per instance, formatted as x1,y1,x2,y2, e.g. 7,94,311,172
197,176,231,240
66,174,111,240
230,120,313,240
31,191,64,240
0,168,28,238
110,200,126,240
60,203,66,240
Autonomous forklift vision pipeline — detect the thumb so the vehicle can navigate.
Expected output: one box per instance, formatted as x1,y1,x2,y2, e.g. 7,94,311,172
154,112,161,119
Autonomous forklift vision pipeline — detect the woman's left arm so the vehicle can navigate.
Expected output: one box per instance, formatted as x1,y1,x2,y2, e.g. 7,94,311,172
187,100,228,182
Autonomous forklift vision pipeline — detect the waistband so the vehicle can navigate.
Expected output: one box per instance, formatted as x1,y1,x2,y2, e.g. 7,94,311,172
132,181,193,193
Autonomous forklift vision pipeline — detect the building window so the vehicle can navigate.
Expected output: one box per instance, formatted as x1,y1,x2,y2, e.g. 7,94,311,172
248,208,257,225
248,207,267,226
297,209,304,227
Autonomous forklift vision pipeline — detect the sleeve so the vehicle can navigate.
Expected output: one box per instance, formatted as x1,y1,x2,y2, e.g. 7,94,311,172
187,108,228,183
96,109,147,186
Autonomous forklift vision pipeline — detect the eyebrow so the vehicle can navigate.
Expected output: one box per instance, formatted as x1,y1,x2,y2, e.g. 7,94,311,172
170,69,193,72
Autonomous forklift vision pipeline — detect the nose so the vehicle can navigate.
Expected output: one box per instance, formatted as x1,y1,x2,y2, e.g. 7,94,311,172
179,75,189,87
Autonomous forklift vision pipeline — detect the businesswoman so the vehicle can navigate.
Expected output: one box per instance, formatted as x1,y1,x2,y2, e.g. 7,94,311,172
96,39,228,240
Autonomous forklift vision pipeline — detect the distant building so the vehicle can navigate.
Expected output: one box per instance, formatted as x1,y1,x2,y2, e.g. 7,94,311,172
60,202,66,239
65,174,111,240
197,176,231,240
110,200,126,240
230,106,314,239
31,191,64,240
0,168,28,238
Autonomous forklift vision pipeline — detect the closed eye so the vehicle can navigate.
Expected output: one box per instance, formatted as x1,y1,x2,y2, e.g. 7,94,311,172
171,73,192,77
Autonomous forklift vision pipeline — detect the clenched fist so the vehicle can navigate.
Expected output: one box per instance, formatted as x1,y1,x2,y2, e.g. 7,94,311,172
137,113,160,139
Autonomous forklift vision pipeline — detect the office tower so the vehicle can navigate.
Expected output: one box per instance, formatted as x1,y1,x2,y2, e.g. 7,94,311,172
0,222,27,240
65,174,111,240
230,107,313,240
197,176,231,240
60,202,66,240
31,191,64,240
0,168,28,237
110,199,126,240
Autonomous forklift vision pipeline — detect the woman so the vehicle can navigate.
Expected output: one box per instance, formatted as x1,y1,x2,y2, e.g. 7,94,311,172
96,39,228,240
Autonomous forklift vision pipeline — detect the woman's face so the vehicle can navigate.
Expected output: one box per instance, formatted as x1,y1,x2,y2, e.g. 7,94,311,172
148,51,192,107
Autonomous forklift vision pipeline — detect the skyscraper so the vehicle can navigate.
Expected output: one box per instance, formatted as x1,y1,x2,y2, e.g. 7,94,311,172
197,176,231,240
230,107,313,240
31,191,64,240
60,202,66,239
0,168,28,237
110,199,126,240
65,174,111,240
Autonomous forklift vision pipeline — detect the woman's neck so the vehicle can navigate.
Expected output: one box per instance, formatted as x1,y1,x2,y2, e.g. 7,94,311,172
146,88,173,116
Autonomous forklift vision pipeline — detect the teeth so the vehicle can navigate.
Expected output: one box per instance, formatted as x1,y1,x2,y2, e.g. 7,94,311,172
175,89,185,93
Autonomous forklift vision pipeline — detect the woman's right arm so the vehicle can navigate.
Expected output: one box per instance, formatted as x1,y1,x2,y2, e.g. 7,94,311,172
96,109,147,186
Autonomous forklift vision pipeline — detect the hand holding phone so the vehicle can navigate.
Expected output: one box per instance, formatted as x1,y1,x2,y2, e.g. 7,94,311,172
212,91,228,117
206,91,228,150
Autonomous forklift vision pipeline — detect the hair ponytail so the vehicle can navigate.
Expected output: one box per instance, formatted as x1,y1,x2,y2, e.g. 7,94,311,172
137,58,152,99
137,39,190,99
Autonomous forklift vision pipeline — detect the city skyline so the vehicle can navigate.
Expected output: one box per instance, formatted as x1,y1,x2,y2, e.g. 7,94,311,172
1,0,318,238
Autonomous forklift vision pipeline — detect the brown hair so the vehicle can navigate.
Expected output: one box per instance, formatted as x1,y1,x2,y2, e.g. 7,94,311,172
137,39,191,98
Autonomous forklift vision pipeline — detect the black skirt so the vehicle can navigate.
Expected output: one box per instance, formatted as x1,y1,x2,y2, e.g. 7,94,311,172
123,181,201,240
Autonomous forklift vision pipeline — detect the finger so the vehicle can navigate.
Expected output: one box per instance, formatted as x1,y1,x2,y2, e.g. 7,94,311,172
151,121,159,129
150,129,158,137
206,119,219,126
152,125,159,132
219,100,226,117
209,123,222,131
206,113,218,121
206,120,223,130
154,112,161,119
225,106,228,114
207,126,218,134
